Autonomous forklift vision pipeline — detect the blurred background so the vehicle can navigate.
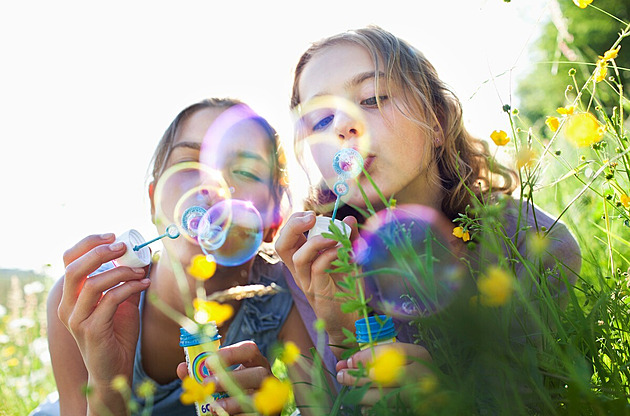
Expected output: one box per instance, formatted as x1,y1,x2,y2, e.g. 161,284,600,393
1,0,547,278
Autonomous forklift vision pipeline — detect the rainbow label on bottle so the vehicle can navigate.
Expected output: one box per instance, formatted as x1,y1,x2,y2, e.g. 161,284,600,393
191,350,212,383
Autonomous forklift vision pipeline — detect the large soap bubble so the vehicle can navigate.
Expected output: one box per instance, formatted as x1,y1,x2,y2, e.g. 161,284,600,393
197,199,263,266
354,205,465,321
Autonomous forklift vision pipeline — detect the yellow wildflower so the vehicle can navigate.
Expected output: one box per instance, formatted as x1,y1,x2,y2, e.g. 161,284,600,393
418,373,438,394
280,341,301,366
490,130,510,146
556,105,576,115
594,60,608,83
600,46,620,61
193,299,234,326
545,116,560,132
527,232,549,257
475,266,514,307
369,346,406,386
516,148,537,170
2,345,16,357
111,375,128,392
7,358,19,367
452,226,470,242
572,0,593,8
187,254,216,281
564,112,604,147
180,376,215,405
621,194,630,208
136,379,157,399
253,377,291,415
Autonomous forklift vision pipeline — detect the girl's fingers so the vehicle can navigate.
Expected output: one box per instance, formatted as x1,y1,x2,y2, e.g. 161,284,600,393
87,278,150,327
213,366,270,392
291,237,338,292
62,233,116,267
176,362,189,380
346,343,432,370
215,341,270,371
70,267,148,324
336,368,372,387
63,241,127,300
275,212,316,269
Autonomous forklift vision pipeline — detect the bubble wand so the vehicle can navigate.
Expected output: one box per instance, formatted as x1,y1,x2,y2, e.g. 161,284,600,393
331,148,363,221
132,224,180,251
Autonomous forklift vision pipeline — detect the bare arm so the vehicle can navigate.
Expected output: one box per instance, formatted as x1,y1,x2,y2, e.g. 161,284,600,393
47,276,89,415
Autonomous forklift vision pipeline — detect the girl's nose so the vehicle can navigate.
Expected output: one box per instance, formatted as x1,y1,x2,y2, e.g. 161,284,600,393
333,111,362,140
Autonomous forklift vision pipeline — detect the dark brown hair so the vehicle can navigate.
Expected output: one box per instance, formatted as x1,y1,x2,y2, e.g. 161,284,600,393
149,98,290,227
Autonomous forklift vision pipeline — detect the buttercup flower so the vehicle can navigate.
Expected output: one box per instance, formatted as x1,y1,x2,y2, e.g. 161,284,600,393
474,266,514,307
180,376,215,405
564,112,605,147
601,46,620,61
193,299,234,326
452,226,471,242
253,376,291,415
516,148,538,170
621,194,630,208
572,0,593,8
490,130,510,146
594,60,608,83
546,116,560,132
280,341,301,366
187,254,217,281
369,346,406,386
557,105,576,115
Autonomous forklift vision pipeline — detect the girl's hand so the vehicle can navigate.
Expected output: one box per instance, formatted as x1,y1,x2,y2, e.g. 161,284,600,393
275,211,360,353
176,341,274,415
335,342,433,406
57,234,151,411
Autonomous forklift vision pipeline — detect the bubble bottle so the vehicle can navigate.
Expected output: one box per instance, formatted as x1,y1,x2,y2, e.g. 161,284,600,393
180,324,222,415
354,315,397,350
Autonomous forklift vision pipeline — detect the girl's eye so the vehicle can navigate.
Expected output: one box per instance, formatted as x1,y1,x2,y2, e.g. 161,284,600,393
313,115,334,131
233,170,262,182
361,96,388,107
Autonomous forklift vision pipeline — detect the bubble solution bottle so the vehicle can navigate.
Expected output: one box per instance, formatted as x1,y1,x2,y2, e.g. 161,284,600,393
354,315,397,350
180,324,222,415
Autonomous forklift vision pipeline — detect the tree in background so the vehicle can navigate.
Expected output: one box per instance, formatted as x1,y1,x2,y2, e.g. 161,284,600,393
516,0,629,133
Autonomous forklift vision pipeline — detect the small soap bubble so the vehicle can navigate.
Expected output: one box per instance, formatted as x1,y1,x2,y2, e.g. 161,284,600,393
333,148,364,179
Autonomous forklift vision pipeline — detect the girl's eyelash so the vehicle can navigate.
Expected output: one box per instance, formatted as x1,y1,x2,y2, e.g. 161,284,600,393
361,96,388,106
233,170,262,182
313,114,334,132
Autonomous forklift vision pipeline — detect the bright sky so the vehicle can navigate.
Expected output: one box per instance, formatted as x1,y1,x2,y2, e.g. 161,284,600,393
1,0,549,278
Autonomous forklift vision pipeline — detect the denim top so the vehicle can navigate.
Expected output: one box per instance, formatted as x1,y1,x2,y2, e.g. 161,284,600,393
131,253,294,415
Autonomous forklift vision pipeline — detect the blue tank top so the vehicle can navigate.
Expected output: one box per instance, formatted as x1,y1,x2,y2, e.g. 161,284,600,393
131,253,294,415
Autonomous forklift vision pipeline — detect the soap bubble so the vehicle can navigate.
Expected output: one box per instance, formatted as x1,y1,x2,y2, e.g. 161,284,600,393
153,161,231,246
198,199,263,266
354,204,465,319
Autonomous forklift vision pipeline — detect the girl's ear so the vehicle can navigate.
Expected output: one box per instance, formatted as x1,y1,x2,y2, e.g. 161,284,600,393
148,181,156,224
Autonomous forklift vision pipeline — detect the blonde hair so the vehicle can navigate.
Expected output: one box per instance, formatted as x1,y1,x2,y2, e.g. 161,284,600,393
291,26,517,219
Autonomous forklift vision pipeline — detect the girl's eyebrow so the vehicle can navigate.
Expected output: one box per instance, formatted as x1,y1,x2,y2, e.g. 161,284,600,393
171,141,201,151
345,71,386,89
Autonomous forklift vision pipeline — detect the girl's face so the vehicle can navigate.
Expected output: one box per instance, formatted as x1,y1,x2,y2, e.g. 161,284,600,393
297,42,441,210
152,107,278,256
